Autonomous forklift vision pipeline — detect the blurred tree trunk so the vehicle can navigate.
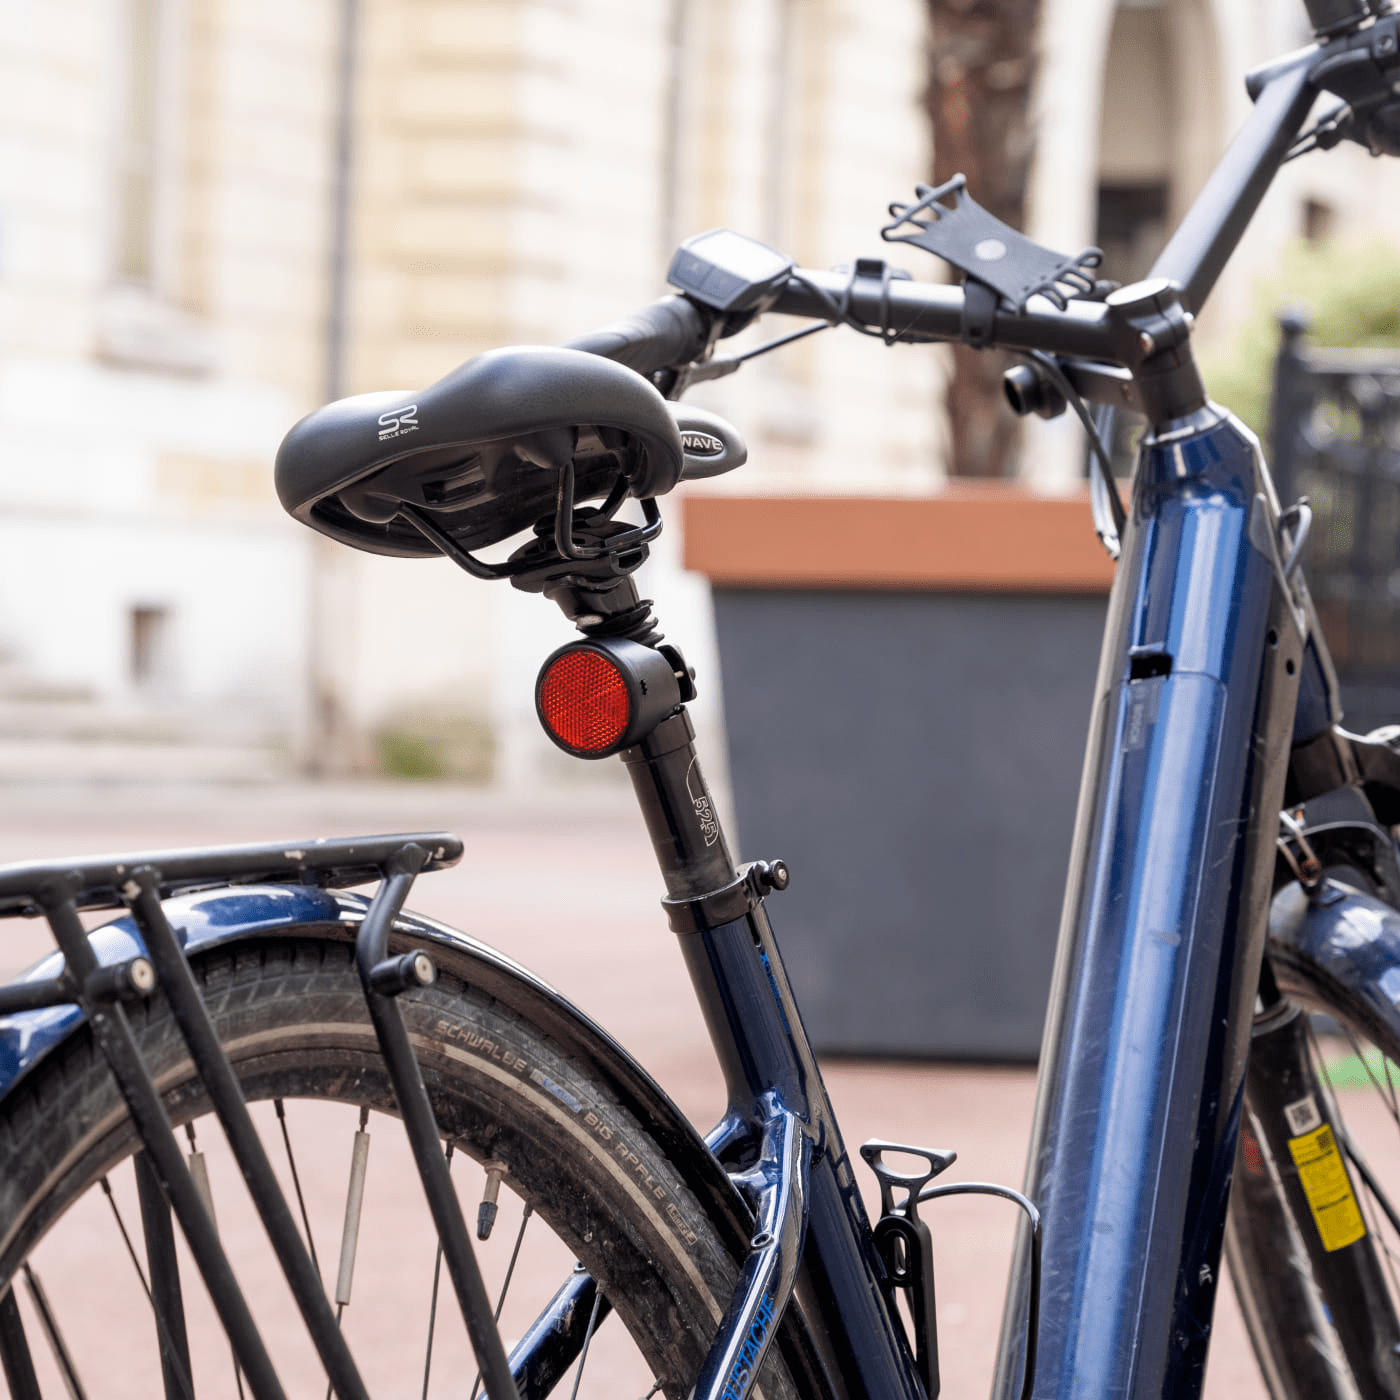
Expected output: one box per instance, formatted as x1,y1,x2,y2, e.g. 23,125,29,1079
926,0,1040,478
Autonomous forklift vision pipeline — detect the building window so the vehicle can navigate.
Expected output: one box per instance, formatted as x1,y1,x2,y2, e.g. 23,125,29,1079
101,0,216,373
1303,197,1336,246
113,0,172,291
130,604,173,691
115,0,163,287
1095,182,1171,287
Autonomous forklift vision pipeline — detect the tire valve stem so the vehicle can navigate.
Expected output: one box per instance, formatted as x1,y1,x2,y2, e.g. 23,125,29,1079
335,1106,372,1308
478,1161,508,1240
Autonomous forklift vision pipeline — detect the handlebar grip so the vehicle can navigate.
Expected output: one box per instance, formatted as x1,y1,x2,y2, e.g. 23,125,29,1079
566,295,713,376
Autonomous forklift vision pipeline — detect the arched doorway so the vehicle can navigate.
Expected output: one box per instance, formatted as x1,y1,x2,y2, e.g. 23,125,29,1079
1095,0,1224,285
1093,0,1224,472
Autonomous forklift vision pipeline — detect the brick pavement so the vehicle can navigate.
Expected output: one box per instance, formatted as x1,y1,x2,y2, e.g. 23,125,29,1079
0,779,1270,1398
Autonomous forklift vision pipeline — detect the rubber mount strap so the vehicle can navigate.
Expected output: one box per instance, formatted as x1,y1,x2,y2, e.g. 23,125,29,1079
960,280,999,347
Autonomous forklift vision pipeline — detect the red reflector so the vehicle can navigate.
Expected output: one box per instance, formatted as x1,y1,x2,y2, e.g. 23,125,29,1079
538,649,631,752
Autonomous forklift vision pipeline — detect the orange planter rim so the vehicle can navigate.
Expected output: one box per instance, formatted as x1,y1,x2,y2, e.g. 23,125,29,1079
680,488,1116,594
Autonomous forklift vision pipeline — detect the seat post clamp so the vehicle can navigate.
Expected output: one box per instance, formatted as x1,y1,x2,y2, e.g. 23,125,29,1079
662,859,789,934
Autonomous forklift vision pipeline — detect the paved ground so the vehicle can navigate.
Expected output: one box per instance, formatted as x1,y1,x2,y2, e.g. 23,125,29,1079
0,779,1275,1398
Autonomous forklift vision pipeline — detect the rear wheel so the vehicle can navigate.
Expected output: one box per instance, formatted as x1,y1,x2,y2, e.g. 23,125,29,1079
0,932,800,1400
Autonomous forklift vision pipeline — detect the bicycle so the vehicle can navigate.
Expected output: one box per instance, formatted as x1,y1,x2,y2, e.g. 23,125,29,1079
5,2,1400,1397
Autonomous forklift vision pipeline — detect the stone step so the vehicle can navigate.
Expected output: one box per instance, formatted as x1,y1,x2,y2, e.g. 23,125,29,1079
0,736,288,783
0,698,190,741
0,667,93,705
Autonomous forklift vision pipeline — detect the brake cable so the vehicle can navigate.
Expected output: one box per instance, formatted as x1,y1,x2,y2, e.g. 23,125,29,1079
682,320,830,387
678,256,1128,566
1019,349,1126,559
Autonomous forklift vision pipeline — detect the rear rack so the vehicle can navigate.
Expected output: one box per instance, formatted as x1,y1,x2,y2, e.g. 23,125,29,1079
0,829,523,1400
0,831,464,919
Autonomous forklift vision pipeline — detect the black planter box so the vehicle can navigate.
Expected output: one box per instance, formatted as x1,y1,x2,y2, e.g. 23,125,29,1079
686,492,1112,1061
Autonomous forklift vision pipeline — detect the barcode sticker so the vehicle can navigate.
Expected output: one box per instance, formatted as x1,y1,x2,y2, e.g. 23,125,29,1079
1283,1095,1322,1135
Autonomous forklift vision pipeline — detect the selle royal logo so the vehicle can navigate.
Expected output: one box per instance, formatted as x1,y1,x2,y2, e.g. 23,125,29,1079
378,404,419,441
681,430,723,457
685,758,720,848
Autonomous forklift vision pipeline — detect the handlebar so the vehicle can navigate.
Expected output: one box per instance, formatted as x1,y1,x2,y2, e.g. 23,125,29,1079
568,47,1331,426
564,295,713,375
769,270,1115,360
568,274,1117,378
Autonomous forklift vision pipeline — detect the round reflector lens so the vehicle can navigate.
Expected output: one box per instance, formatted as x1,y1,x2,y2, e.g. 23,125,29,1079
539,649,632,753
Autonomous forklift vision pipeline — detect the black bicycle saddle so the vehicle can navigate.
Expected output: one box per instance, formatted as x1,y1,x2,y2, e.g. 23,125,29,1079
275,346,684,558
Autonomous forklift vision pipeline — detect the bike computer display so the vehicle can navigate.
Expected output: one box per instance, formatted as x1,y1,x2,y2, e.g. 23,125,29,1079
666,228,795,313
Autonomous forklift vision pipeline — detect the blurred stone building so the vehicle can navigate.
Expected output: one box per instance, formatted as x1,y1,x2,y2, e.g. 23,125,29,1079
0,0,1397,786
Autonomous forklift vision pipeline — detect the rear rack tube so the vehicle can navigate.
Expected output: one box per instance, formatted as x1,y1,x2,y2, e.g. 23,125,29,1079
123,869,373,1400
36,876,291,1400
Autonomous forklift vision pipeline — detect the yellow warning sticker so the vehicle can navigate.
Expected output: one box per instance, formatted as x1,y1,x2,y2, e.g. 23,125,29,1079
1287,1123,1367,1253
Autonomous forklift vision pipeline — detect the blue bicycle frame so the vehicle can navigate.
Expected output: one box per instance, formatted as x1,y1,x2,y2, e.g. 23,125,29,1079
0,20,1390,1400
611,43,1359,1400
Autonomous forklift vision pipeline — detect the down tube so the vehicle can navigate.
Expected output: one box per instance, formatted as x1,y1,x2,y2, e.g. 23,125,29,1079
992,411,1303,1400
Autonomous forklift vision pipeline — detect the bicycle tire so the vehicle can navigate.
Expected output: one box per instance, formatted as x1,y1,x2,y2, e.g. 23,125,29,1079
0,930,802,1400
1228,873,1400,1399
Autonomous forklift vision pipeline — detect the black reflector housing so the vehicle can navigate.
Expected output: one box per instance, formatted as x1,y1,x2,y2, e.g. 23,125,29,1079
536,639,683,758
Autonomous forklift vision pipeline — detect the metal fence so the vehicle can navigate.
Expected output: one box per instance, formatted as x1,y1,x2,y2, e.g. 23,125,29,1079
1270,310,1400,735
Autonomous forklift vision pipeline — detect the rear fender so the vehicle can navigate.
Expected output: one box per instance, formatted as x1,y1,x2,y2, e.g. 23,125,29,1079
0,883,841,1400
0,881,711,1195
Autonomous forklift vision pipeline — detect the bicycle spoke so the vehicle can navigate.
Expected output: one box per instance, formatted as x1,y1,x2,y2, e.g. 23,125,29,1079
275,1099,322,1278
0,1283,41,1400
185,1121,245,1400
184,1121,219,1228
1327,1022,1400,1282
468,1203,535,1400
1312,1021,1400,1303
1384,1050,1400,1132
421,1241,446,1400
23,1263,88,1400
1342,1023,1400,1129
495,1204,534,1323
421,1143,453,1400
104,1164,197,1400
325,1106,373,1400
566,1288,605,1400
335,1106,372,1310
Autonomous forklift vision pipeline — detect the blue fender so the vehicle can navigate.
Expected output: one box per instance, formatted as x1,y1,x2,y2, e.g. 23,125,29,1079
1268,874,1400,1043
0,881,630,1104
0,883,367,1095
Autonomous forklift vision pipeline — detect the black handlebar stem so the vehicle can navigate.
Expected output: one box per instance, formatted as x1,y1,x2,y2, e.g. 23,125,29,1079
1152,63,1316,315
1304,0,1371,39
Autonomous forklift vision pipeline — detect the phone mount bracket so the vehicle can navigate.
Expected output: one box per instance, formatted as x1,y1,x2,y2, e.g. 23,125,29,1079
881,175,1104,329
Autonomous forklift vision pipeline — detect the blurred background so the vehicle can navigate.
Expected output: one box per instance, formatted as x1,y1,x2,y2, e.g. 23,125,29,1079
3,0,1400,796
9,5,1400,1392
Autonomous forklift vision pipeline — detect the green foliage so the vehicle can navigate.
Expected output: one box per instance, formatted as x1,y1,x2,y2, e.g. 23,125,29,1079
1200,239,1400,441
1324,1044,1400,1089
373,709,494,782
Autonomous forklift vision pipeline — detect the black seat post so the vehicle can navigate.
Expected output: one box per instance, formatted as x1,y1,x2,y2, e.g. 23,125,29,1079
621,710,737,903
